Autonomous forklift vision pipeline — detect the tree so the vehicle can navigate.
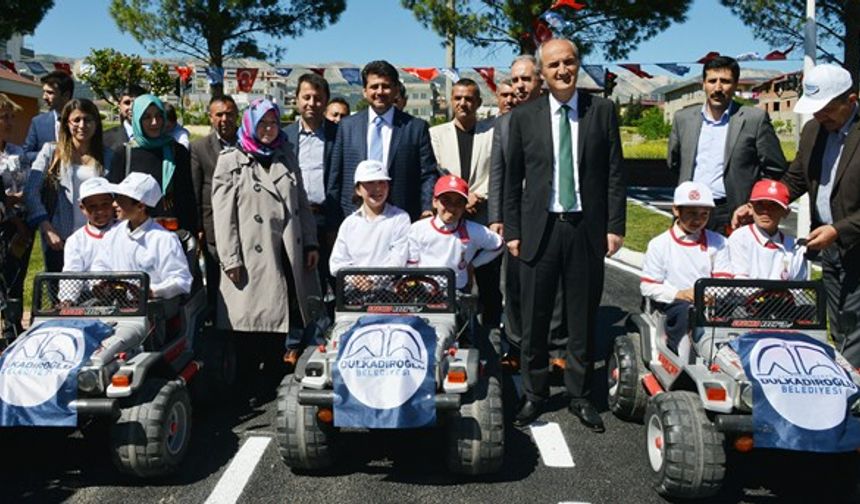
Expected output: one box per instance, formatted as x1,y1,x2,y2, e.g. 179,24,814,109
635,107,671,140
79,48,173,107
109,0,347,97
0,0,54,41
721,0,860,86
401,0,691,58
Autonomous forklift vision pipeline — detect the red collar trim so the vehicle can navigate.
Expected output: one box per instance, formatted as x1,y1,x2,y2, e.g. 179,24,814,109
669,226,707,251
749,224,783,249
430,217,469,243
84,225,107,239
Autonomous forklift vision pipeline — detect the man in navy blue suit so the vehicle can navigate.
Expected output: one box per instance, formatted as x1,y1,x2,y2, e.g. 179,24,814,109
22,71,74,163
327,60,437,223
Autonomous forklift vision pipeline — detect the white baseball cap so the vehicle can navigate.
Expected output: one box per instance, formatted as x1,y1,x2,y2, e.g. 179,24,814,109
354,160,391,184
674,181,715,208
794,64,853,115
111,172,163,208
78,177,113,202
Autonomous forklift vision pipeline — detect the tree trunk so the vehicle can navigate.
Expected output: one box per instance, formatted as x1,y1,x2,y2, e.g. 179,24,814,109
844,0,860,88
210,82,224,99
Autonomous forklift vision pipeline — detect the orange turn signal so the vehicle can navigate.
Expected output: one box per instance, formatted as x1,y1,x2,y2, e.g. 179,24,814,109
705,386,727,402
447,369,467,383
156,217,179,231
111,373,131,387
734,435,754,453
317,407,333,424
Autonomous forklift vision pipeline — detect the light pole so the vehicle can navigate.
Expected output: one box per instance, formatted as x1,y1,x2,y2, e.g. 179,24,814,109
445,0,455,120
796,0,816,239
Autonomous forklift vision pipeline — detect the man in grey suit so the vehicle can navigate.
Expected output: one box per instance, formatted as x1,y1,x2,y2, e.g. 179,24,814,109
668,56,786,233
22,71,73,163
190,94,239,307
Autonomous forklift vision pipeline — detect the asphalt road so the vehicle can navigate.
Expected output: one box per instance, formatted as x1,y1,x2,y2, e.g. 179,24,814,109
2,265,858,504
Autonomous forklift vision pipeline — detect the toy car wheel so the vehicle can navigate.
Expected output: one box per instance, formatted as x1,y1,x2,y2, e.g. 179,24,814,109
110,379,192,478
276,374,336,470
447,373,504,475
608,332,647,421
191,329,237,406
645,391,725,499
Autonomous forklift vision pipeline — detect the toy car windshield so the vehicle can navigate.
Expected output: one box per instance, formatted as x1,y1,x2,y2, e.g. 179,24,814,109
693,278,826,330
335,268,456,314
32,272,150,317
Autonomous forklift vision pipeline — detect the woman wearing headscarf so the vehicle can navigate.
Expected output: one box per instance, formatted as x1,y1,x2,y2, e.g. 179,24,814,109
212,99,320,397
26,98,109,272
109,94,197,233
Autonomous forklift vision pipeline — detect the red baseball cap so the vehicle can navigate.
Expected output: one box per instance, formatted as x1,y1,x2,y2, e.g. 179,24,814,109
749,179,790,209
434,175,469,199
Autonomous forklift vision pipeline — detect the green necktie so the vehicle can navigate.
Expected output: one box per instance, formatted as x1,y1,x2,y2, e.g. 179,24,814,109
558,104,576,211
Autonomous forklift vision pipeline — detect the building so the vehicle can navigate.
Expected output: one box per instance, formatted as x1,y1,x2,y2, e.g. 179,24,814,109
0,66,41,144
751,71,801,134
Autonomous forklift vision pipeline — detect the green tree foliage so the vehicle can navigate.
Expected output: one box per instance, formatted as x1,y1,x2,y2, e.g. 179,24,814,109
109,0,346,96
635,107,671,141
79,48,173,107
621,99,645,127
0,0,54,41
721,0,860,86
401,0,691,58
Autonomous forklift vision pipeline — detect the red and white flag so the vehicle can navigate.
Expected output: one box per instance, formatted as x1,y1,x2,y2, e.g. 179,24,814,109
236,68,259,92
402,67,440,82
474,67,496,92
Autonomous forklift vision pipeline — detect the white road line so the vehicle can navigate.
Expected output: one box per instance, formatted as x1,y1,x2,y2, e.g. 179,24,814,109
204,436,271,504
530,421,575,468
605,256,643,276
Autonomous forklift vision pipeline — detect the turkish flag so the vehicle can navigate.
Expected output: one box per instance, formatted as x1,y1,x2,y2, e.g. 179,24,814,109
532,18,554,46
236,68,259,92
0,60,16,73
309,68,326,76
619,64,653,79
551,0,586,10
402,67,440,82
765,44,795,60
53,62,71,74
474,67,496,93
175,65,193,83
697,51,721,64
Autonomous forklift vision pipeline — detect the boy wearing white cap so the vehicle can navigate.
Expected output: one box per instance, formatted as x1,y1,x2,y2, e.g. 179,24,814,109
63,177,118,272
641,181,732,352
92,172,192,299
728,179,807,280
407,174,504,290
329,160,411,275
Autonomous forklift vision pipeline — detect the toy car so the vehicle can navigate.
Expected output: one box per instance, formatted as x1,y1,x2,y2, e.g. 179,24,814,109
276,267,504,475
608,278,860,499
0,231,227,478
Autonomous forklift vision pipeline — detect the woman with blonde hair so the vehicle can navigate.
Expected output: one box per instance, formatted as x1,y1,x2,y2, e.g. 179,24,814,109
25,98,108,271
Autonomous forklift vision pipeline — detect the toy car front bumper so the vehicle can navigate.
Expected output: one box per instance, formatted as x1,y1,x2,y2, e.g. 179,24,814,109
297,390,461,411
70,398,120,418
713,414,754,433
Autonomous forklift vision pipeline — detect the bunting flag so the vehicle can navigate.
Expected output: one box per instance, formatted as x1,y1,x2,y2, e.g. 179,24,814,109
619,64,653,79
655,63,690,76
175,66,193,83
275,67,292,78
53,62,71,74
474,67,496,92
236,68,259,92
532,18,554,47
697,51,721,64
24,61,48,75
339,67,362,86
309,67,326,76
551,0,586,10
0,60,17,73
735,51,761,62
440,67,460,82
582,65,605,87
402,67,439,82
205,67,224,85
77,63,95,77
765,44,795,61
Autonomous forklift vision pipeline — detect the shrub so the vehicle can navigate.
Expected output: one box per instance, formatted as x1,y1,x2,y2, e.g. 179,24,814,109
635,107,671,140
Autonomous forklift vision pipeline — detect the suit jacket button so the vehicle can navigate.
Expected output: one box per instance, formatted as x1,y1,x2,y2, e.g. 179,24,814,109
254,214,263,223
254,244,263,253
297,237,302,244
254,183,261,192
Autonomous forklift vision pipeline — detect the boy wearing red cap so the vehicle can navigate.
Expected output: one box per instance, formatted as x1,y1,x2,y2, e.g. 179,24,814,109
407,175,504,290
727,179,808,280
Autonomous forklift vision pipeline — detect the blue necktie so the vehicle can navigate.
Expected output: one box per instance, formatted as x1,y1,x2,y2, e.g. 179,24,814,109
368,115,384,162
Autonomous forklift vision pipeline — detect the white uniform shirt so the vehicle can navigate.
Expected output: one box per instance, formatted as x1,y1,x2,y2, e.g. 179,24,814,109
727,224,808,280
92,218,192,299
640,224,732,304
407,215,504,289
329,203,411,275
64,221,119,272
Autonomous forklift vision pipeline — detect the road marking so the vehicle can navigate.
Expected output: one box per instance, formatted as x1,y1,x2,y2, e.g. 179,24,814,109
204,435,271,504
530,421,575,468
606,255,643,276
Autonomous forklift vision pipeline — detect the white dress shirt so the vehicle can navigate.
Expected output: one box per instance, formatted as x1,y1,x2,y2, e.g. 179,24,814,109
548,92,582,212
367,107,395,168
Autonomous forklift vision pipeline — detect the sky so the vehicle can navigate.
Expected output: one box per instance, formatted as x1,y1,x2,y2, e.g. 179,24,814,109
27,0,812,77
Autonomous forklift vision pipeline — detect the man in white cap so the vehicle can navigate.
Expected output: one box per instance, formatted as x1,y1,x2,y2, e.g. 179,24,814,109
92,172,192,299
641,181,732,353
63,177,118,273
765,63,860,366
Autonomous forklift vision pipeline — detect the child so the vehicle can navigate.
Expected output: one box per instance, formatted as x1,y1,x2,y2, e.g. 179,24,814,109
92,172,192,299
329,160,410,275
407,175,504,291
728,179,807,280
640,181,732,353
63,177,118,272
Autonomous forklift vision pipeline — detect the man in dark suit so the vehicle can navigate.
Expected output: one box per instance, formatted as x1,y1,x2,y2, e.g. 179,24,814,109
190,94,239,307
284,72,338,297
505,39,625,431
328,60,437,223
743,64,860,366
103,84,147,151
22,71,73,163
669,56,786,234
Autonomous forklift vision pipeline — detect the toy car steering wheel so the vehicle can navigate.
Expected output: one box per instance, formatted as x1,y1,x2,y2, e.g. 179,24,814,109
92,280,143,306
393,275,442,302
743,289,796,318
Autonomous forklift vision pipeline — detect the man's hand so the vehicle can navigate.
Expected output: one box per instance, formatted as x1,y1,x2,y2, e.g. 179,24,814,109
225,266,244,285
732,203,754,230
805,225,838,250
465,193,484,215
41,223,64,251
507,239,520,257
305,249,319,270
675,288,695,303
420,210,434,219
489,222,504,236
606,233,624,257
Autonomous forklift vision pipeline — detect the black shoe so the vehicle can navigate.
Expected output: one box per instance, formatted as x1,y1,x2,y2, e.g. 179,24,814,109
568,399,605,433
514,400,543,426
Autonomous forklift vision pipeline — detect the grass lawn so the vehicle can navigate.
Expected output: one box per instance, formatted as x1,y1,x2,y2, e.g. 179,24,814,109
625,202,672,253
622,139,798,162
23,234,45,315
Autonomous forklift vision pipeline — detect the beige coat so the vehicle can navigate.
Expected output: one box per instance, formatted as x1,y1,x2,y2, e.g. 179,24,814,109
429,119,494,223
212,146,320,332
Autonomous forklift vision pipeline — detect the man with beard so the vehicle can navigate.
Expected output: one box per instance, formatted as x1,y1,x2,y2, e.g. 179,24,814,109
668,56,786,234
